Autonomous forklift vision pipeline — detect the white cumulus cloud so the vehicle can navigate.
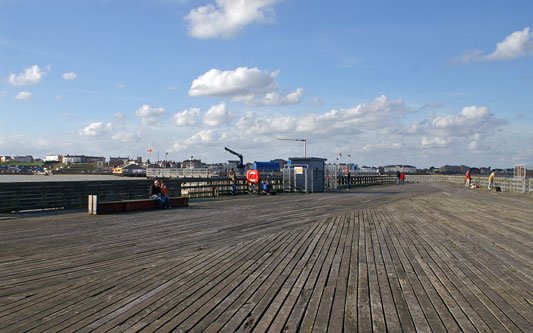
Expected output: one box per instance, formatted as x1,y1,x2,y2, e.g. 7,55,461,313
453,27,533,63
79,122,113,136
189,66,304,107
8,64,50,86
13,91,32,100
185,0,281,39
189,66,278,98
62,72,78,80
243,88,304,106
135,104,167,126
172,107,200,126
418,106,506,150
203,102,233,126
485,27,533,60
111,131,140,143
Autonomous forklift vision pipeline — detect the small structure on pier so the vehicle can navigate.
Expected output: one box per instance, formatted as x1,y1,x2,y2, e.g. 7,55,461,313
284,157,327,193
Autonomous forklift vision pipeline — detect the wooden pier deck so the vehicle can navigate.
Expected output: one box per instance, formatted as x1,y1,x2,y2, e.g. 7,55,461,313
0,183,532,332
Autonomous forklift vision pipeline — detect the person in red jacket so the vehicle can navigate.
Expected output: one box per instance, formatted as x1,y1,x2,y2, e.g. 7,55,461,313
465,169,471,188
159,180,171,209
400,172,405,185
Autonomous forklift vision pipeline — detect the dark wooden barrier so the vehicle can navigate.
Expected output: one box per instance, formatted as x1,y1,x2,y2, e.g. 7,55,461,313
0,179,182,213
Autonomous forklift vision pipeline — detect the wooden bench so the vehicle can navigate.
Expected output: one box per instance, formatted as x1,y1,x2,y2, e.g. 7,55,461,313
88,195,188,215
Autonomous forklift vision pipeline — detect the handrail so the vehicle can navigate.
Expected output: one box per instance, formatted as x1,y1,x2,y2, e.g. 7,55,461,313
406,174,531,194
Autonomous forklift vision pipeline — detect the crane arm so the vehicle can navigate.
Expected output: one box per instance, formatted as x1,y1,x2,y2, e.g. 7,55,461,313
224,147,244,168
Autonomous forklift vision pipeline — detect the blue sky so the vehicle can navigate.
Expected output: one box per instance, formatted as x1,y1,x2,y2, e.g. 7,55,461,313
1,0,532,168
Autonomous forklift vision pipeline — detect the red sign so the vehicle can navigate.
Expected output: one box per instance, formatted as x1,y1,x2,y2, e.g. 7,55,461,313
247,170,259,183
147,148,153,154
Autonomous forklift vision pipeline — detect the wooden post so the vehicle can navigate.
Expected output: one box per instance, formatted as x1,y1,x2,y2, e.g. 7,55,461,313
88,195,97,215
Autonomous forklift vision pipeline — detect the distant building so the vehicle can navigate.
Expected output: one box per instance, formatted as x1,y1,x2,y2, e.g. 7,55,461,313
225,160,240,171
44,154,62,163
63,155,105,167
182,159,203,169
479,167,490,174
109,156,130,167
439,165,469,174
384,165,417,174
359,167,378,174
0,156,13,162
271,159,287,169
13,155,33,163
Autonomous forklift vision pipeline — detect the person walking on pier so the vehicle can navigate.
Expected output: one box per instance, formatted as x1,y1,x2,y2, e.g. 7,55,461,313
228,168,237,195
400,172,405,185
346,170,351,190
396,170,401,185
488,170,496,190
465,169,471,188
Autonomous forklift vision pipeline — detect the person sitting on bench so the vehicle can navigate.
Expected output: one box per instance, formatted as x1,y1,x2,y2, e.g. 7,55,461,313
149,180,165,209
159,180,171,208
260,180,270,195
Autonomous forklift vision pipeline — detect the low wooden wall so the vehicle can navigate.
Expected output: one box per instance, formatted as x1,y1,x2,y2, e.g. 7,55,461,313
0,179,182,213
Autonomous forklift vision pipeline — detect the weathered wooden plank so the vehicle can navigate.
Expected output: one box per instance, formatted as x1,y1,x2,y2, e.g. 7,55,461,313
299,215,345,332
377,209,432,332
398,198,531,331
372,208,416,332
343,211,358,333
356,210,372,332
312,214,349,332
327,213,354,332
67,237,271,332
277,217,339,332
209,217,338,332
157,221,321,332
367,208,402,332
252,218,331,332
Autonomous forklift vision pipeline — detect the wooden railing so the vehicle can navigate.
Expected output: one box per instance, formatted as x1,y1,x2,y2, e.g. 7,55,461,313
406,175,532,194
0,179,183,213
0,175,406,213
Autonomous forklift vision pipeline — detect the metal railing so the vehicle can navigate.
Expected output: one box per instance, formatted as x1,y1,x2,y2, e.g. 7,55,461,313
406,175,531,194
337,175,396,188
147,168,221,179
180,176,283,198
